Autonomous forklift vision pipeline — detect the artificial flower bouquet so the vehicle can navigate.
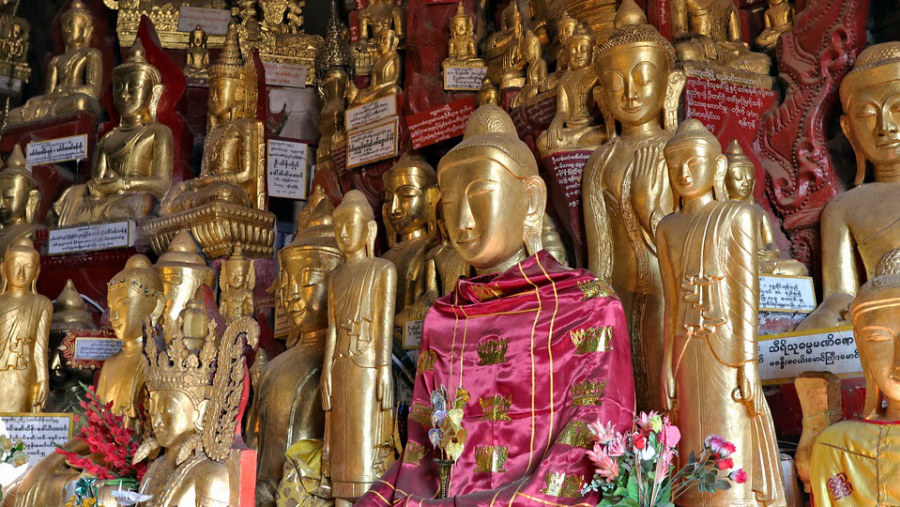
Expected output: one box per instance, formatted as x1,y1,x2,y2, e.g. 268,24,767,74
583,411,747,507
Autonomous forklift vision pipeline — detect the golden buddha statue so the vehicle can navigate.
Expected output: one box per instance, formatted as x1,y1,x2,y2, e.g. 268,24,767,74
476,76,500,106
248,187,343,505
47,279,97,413
671,0,771,74
426,215,471,297
555,11,578,74
510,29,546,107
184,24,210,80
754,0,793,50
657,119,785,506
582,0,684,410
483,1,526,88
810,248,900,506
5,0,102,127
0,13,31,84
536,23,604,155
154,229,216,339
443,3,485,68
219,244,255,323
0,238,50,413
725,140,807,276
800,42,900,330
353,0,403,76
348,29,402,106
53,40,173,227
135,313,258,506
317,68,349,166
0,145,39,258
322,190,397,505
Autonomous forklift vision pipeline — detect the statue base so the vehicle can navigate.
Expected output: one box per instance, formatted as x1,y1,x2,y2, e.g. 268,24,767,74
145,202,276,259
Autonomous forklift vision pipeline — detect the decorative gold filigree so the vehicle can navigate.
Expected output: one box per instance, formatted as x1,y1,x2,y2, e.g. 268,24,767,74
541,472,584,498
570,379,607,406
477,337,508,365
479,394,511,421
556,420,594,448
474,445,508,473
569,326,613,355
409,402,433,426
471,283,502,301
577,278,614,300
402,440,427,465
146,202,276,259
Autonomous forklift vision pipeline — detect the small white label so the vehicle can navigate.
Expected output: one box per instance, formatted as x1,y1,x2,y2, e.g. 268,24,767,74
443,66,487,91
758,326,860,384
0,413,73,466
403,319,424,349
26,135,88,166
267,140,309,200
177,6,232,35
262,62,308,88
345,95,397,131
74,337,123,361
0,76,22,93
346,118,399,169
48,221,133,255
759,275,816,313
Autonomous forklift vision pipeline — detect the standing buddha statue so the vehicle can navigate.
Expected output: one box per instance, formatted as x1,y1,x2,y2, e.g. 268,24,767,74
657,120,785,506
671,0,771,74
322,190,397,505
183,24,210,80
582,0,684,411
154,229,216,339
0,145,39,258
219,244,255,323
5,0,102,127
53,40,173,227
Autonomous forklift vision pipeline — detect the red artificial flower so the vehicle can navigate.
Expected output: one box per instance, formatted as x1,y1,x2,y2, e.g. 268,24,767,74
633,432,646,450
719,441,736,457
729,469,748,484
715,457,734,470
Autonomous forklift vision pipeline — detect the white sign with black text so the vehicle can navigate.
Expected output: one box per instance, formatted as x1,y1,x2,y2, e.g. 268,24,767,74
26,135,88,166
267,140,309,200
48,221,134,255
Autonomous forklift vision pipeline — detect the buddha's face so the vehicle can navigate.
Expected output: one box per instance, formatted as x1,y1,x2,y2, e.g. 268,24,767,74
10,24,22,39
190,31,205,47
2,248,36,292
107,284,158,341
0,175,29,224
62,13,91,48
853,307,900,404
223,262,249,290
725,162,754,200
113,72,154,117
209,77,239,117
377,32,394,56
335,209,369,256
149,390,201,448
439,160,532,270
841,81,900,168
557,18,576,43
598,45,669,128
277,250,338,332
451,18,467,37
665,140,720,201
384,170,430,237
566,35,592,70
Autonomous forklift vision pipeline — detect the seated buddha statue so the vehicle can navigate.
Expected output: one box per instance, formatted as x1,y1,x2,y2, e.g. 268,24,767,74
536,23,605,156
510,29,546,107
810,248,900,505
183,24,210,80
317,68,349,167
359,104,635,505
442,3,484,68
348,29,402,106
483,1,526,87
671,0,771,74
540,10,579,91
53,40,173,227
219,244,255,323
0,145,39,258
724,140,807,276
754,0,793,50
5,0,102,127
476,76,499,106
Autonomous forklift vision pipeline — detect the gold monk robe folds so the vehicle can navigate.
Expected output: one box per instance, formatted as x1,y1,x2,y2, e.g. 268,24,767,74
322,190,397,505
53,40,173,227
0,239,50,412
582,0,684,411
0,146,39,258
657,120,785,506
5,0,101,127
810,248,900,506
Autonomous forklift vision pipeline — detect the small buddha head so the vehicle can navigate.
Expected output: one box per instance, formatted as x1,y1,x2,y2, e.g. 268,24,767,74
839,42,900,185
113,40,164,121
565,24,594,71
383,153,438,244
556,11,578,45
724,139,756,202
851,248,900,419
594,0,683,133
450,3,472,39
154,230,215,337
0,145,39,227
221,244,254,292
664,119,728,207
0,237,39,293
377,29,399,58
190,25,208,49
334,190,378,259
60,0,93,50
437,104,547,273
107,254,165,342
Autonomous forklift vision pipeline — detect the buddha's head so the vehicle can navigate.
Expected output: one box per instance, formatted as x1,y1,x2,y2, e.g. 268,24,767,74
383,153,438,244
724,139,756,202
664,119,727,207
450,3,472,38
221,244,254,292
208,24,256,120
51,279,95,335
60,0,93,50
438,104,547,273
334,190,377,260
0,237,39,294
556,11,578,45
0,145,39,227
851,248,900,419
276,186,343,336
377,29,399,58
154,230,215,338
565,25,594,71
594,0,683,134
322,68,348,101
107,255,165,343
113,40,163,121
839,42,900,185
190,25,208,49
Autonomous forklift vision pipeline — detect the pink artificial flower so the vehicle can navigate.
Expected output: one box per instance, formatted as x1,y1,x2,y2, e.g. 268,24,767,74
655,449,674,485
661,424,681,449
636,411,660,433
705,435,725,453
587,442,609,470
632,432,647,450
716,457,734,470
588,420,617,445
606,435,626,457
587,446,620,483
729,469,748,484
719,441,736,458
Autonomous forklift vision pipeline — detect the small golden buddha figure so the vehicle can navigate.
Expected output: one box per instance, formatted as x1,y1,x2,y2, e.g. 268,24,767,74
317,68,349,162
248,187,343,504
538,11,578,92
0,145,39,258
5,0,102,127
657,120,785,506
53,40,173,227
671,0,771,74
183,24,210,80
800,42,900,329
349,29,402,106
724,140,807,276
483,1,526,88
154,229,216,339
754,0,793,50
354,0,404,75
442,3,484,68
536,24,605,155
811,248,900,506
582,0,684,410
476,76,499,106
510,29,546,107
135,312,258,506
219,243,255,323
322,190,396,505
0,238,50,413
47,280,97,413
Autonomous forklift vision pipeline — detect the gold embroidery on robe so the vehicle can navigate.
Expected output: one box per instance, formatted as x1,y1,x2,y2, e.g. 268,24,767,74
409,402,433,426
577,279,614,300
479,394,511,421
541,472,584,498
402,441,427,465
416,350,436,372
474,445,509,473
569,326,613,355
477,337,508,365
571,379,607,406
556,420,594,448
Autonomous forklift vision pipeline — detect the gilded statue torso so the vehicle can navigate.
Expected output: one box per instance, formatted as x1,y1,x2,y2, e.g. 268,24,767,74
331,260,393,367
95,347,146,421
204,121,245,176
382,236,432,313
559,67,597,125
139,453,230,507
98,123,168,185
51,47,100,94
0,294,50,372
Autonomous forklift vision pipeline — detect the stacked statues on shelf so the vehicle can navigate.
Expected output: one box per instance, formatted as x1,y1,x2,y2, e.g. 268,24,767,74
483,1,525,88
355,0,404,75
0,145,39,258
509,29,546,107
